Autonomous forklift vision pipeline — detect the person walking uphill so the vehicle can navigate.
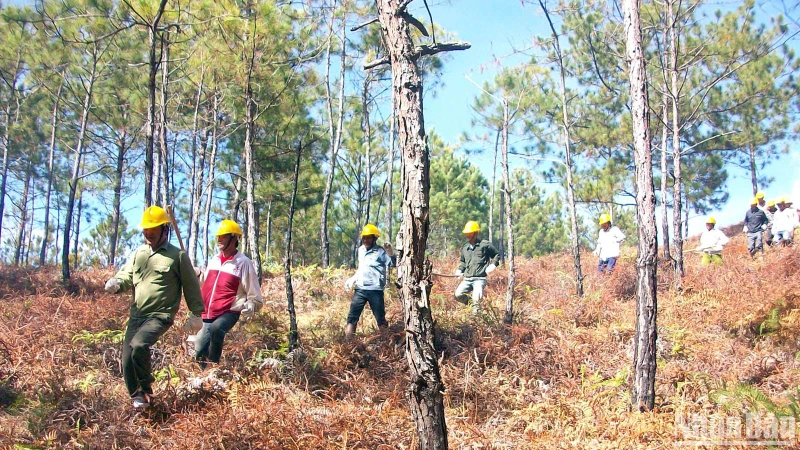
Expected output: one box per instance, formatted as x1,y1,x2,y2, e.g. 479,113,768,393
593,213,625,274
743,197,769,257
696,216,729,265
196,220,262,368
454,221,500,314
344,224,395,339
104,206,204,410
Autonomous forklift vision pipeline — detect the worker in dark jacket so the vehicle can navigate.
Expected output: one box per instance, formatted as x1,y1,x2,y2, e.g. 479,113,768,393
743,197,769,257
454,221,500,313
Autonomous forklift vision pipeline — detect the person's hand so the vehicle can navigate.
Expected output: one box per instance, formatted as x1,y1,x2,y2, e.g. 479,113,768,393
454,269,463,278
241,301,255,319
344,277,356,291
383,243,394,256
185,315,203,334
194,266,202,278
104,278,121,294
486,263,496,274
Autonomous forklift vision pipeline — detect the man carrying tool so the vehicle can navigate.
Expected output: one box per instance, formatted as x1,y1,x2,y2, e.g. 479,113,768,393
344,224,395,339
454,221,500,314
105,205,204,410
742,197,769,257
195,219,262,368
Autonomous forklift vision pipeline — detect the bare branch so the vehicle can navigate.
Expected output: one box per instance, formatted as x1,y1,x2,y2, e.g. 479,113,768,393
411,41,471,59
364,57,390,70
402,12,429,37
351,17,378,32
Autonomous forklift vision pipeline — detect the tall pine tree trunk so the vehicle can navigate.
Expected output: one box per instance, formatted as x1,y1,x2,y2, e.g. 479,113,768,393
14,161,32,266
669,0,684,284
109,119,128,267
320,8,346,268
372,0,469,446
202,91,219,266
158,31,171,207
244,64,262,281
659,97,671,262
624,0,659,412
500,100,516,324
0,52,22,248
40,77,64,266
144,0,168,207
62,58,97,280
362,76,374,222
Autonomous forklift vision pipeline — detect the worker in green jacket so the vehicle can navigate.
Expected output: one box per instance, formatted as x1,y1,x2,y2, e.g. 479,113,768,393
104,205,204,410
454,221,500,313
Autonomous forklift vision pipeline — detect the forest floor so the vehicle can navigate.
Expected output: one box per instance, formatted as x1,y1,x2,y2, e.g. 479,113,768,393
1,230,800,449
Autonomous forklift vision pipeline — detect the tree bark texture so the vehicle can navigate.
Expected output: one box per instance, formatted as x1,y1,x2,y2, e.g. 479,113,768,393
624,0,659,412
668,0,684,284
500,101,516,324
144,0,168,207
110,121,128,267
202,92,220,266
374,0,448,448
659,97,671,263
40,77,64,266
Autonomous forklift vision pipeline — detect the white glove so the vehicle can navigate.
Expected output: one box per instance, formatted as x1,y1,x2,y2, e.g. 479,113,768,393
240,301,255,319
383,243,394,256
185,315,203,334
104,278,121,293
454,269,463,277
344,277,356,291
486,263,496,274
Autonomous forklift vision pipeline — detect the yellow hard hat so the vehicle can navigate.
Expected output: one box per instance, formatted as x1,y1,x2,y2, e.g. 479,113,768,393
706,216,717,224
216,219,243,236
140,206,170,229
756,191,765,199
750,197,758,205
598,213,611,225
462,221,481,234
767,199,776,208
361,223,380,237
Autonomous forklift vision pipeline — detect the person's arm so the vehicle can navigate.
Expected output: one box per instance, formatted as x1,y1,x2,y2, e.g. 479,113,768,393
487,242,501,266
178,251,204,315
113,250,136,292
615,228,625,243
457,247,466,273
242,260,263,311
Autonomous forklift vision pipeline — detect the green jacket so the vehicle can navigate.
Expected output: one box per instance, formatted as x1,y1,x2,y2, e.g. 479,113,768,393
458,239,500,278
115,241,204,321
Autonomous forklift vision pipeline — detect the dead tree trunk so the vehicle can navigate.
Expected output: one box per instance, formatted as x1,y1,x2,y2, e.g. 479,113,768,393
624,0,659,412
321,7,346,268
284,142,302,351
370,1,469,447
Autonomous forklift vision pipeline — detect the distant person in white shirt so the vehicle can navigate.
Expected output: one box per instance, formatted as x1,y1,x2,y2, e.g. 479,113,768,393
772,197,799,247
593,213,625,274
696,216,729,265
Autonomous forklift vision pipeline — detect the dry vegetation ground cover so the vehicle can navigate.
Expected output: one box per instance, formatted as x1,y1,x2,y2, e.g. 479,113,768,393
1,232,799,449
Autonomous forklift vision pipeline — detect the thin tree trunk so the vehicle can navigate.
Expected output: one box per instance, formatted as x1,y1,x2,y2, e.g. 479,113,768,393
73,193,83,264
188,70,206,262
374,0,466,447
144,0,168,207
320,7,347,268
500,100,516,324
659,97,671,262
109,118,128,267
159,31,170,206
386,98,396,242
748,144,758,195
40,77,64,266
284,142,302,351
489,128,500,245
0,52,22,248
265,199,272,263
14,162,31,266
25,185,35,265
362,76,373,222
540,2,583,297
244,54,262,281
624,0,659,412
62,59,97,280
669,0,684,283
202,91,219,266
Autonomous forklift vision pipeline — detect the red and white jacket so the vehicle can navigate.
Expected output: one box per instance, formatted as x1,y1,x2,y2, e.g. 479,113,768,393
200,252,263,320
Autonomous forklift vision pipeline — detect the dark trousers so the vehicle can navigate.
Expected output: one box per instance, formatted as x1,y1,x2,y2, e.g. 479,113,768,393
598,257,617,274
346,289,387,327
122,316,171,397
195,312,240,363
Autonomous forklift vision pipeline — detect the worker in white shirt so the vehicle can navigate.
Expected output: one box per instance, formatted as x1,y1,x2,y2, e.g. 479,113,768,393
773,197,799,247
593,213,625,274
697,216,729,265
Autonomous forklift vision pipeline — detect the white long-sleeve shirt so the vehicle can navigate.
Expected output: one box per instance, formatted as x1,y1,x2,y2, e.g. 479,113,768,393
772,208,799,233
698,229,729,254
594,226,625,259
